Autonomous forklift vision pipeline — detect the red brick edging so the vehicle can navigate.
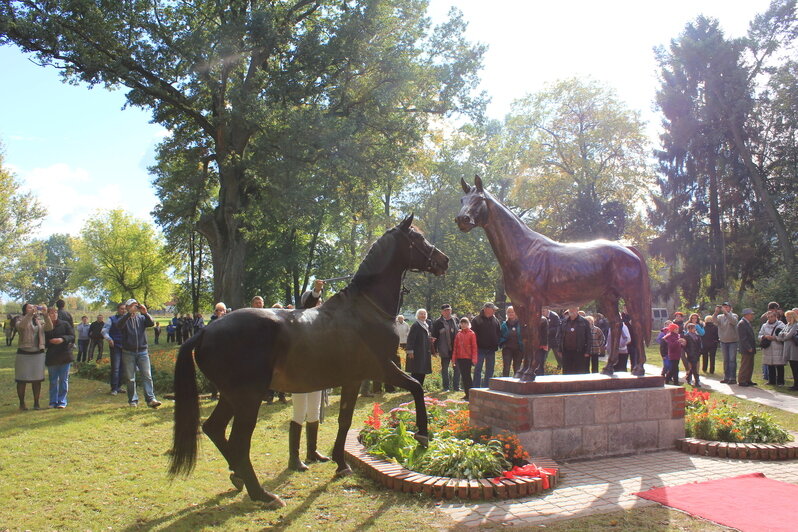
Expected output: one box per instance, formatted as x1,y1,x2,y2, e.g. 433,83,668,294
343,430,559,500
675,437,798,460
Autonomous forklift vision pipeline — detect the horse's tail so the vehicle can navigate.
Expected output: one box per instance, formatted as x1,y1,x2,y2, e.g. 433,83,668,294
168,331,203,477
628,246,653,346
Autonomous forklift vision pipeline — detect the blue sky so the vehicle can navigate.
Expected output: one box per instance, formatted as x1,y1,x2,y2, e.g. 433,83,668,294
0,0,771,238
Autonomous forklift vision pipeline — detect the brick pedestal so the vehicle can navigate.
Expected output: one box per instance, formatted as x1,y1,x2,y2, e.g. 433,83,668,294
470,374,685,461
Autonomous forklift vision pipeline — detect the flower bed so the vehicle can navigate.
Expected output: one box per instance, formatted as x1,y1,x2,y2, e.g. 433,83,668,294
677,389,795,460
352,398,559,500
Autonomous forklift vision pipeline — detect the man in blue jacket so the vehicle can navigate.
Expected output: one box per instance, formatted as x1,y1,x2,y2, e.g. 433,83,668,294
102,303,126,395
114,299,161,408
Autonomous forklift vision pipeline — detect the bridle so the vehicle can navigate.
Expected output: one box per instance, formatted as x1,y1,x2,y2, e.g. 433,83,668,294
398,228,440,273
394,228,441,315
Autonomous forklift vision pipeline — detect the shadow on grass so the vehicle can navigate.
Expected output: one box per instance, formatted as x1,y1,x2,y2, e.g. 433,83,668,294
122,468,329,532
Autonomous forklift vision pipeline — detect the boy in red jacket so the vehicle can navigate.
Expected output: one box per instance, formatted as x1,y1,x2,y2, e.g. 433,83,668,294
452,317,478,400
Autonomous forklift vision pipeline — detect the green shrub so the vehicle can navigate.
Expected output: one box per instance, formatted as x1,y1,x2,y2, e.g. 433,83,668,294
412,436,510,480
738,413,791,444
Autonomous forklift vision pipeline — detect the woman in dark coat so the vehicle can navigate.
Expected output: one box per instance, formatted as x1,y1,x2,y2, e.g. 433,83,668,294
405,308,432,385
701,315,719,374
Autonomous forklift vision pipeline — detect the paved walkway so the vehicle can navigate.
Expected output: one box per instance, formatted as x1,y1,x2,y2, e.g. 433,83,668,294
438,450,798,527
643,363,798,414
439,367,798,528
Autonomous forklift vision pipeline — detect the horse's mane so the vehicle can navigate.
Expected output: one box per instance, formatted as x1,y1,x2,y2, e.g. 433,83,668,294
322,225,414,309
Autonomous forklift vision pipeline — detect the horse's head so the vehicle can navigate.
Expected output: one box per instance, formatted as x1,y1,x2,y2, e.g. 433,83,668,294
396,214,449,276
455,175,489,232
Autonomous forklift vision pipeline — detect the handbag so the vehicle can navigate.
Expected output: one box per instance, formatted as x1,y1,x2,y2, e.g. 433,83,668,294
759,337,771,349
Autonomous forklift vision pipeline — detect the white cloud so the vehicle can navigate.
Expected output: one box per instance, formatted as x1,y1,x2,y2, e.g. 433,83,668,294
18,163,157,238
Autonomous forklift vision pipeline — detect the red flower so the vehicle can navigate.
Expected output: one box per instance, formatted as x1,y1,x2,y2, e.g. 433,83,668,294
365,402,383,430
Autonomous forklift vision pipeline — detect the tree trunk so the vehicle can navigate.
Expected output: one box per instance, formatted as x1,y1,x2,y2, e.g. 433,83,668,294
728,122,797,274
198,208,247,309
706,160,726,296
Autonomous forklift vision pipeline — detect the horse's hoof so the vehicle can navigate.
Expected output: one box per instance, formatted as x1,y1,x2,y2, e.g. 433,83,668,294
229,473,244,492
632,367,646,377
414,433,429,447
519,372,536,382
334,465,352,478
601,367,615,376
252,491,286,509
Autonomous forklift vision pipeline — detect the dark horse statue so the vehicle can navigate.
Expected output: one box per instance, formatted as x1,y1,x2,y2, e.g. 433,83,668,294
168,215,448,507
456,176,651,381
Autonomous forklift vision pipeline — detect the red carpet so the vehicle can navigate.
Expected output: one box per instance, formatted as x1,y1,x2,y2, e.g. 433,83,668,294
636,473,798,531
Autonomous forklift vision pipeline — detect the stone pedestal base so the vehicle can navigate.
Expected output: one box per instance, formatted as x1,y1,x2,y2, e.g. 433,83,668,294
470,374,685,461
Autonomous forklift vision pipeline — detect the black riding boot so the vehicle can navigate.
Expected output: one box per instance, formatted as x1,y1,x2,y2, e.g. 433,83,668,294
305,421,330,463
288,421,308,471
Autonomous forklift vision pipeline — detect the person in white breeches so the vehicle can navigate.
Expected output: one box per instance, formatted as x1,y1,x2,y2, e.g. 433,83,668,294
288,280,331,472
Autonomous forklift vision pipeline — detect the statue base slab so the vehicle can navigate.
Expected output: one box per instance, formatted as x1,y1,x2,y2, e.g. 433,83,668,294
470,374,685,461
489,372,665,395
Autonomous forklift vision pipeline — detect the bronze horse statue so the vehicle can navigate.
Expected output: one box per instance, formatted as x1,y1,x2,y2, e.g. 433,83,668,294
169,215,448,507
456,176,651,381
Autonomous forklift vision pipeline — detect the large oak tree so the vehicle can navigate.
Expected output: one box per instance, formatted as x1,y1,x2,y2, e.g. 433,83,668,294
1,1,484,307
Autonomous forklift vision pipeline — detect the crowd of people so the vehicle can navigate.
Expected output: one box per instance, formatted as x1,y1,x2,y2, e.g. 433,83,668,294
656,302,798,390
392,302,642,400
12,299,162,410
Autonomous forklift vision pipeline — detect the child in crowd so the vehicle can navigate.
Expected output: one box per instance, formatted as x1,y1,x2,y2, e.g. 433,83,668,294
662,322,684,385
683,323,703,387
452,316,477,401
656,319,673,377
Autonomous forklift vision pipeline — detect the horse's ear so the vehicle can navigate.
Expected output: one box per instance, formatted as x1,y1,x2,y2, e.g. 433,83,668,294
399,213,414,231
460,177,470,193
474,174,484,192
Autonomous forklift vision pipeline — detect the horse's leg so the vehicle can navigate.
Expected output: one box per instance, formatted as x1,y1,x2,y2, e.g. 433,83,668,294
226,391,285,507
526,301,542,381
600,298,620,375
623,288,648,377
201,395,241,490
381,363,429,443
331,382,360,477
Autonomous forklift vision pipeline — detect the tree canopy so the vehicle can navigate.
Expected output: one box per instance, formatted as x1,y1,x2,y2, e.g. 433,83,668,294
651,0,798,306
0,144,46,294
1,0,485,308
73,209,174,307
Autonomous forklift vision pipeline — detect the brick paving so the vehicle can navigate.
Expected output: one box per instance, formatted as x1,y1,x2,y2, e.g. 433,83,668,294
435,367,798,527
438,449,798,527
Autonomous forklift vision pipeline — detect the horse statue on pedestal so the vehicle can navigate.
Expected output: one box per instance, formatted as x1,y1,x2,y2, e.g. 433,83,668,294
169,215,448,507
456,176,651,381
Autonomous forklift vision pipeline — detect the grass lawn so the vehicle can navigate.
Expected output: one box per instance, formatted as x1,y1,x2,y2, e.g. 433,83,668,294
0,341,753,531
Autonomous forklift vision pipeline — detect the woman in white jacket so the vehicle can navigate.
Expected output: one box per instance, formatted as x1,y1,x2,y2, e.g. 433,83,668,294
777,310,798,390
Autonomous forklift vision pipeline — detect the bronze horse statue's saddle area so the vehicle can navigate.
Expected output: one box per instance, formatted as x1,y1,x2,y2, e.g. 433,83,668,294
456,175,652,381
168,215,448,507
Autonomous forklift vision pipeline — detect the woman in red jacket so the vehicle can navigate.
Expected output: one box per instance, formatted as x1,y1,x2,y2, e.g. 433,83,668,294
452,317,478,400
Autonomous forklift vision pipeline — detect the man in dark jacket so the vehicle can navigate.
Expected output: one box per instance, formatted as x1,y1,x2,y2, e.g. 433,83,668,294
88,314,105,361
736,308,757,387
557,307,592,374
102,303,127,395
539,308,561,374
115,299,161,408
45,306,75,409
431,304,460,391
471,302,501,388
55,299,74,328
